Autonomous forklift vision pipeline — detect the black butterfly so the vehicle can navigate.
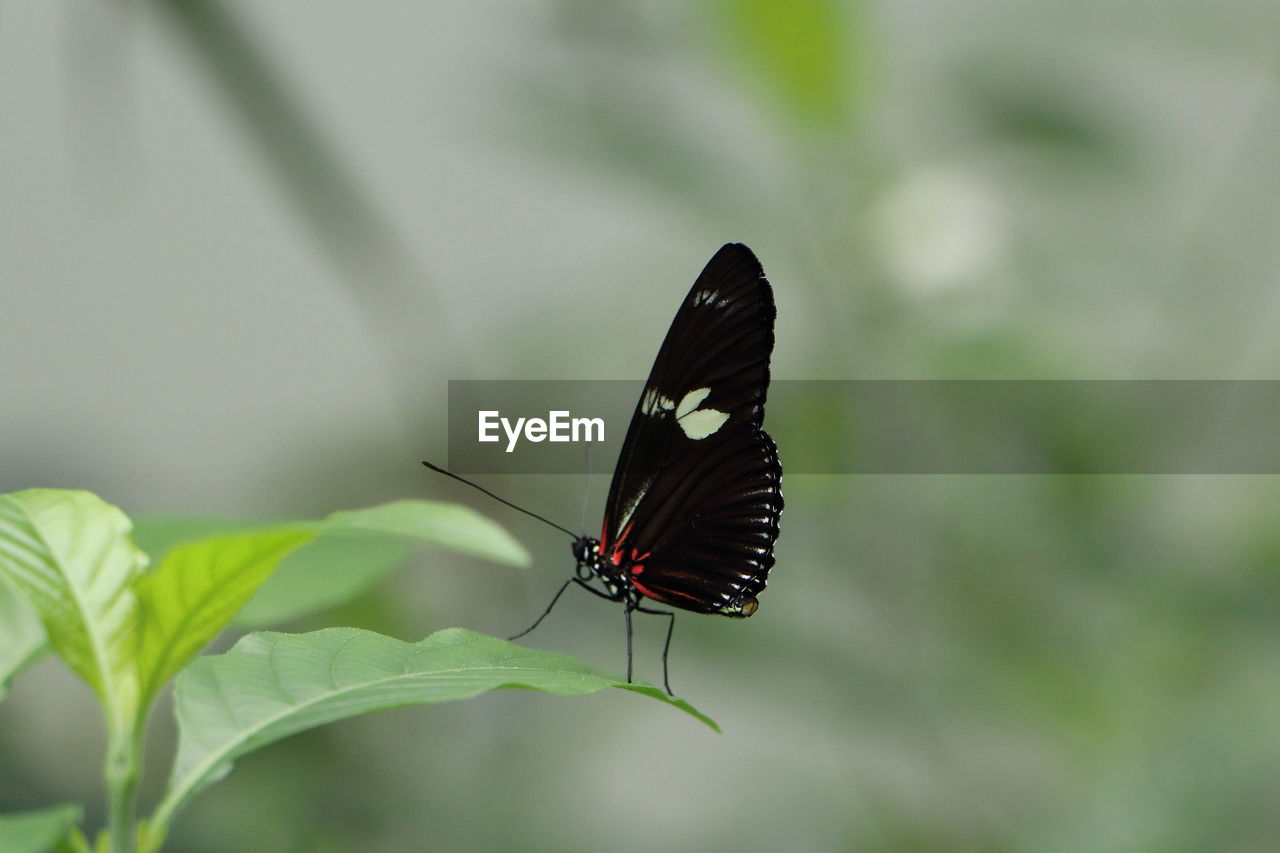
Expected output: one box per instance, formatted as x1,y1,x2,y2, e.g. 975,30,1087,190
426,243,782,694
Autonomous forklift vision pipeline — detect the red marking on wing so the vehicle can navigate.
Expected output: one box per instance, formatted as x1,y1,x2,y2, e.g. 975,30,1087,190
633,580,700,605
608,521,635,566
603,520,653,583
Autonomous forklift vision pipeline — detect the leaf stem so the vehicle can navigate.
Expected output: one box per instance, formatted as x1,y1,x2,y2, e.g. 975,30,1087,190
105,721,143,853
143,792,181,852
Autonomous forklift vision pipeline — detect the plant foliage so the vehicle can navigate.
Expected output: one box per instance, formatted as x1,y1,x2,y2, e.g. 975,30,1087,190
0,489,715,853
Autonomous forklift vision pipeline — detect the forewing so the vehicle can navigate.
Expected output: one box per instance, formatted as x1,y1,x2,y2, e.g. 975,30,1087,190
603,243,776,546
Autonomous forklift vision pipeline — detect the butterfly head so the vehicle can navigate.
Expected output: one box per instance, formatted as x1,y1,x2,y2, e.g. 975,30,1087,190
572,536,603,581
571,535,630,601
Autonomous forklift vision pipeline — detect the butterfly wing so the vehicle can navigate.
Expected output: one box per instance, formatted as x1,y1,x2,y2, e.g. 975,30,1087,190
614,424,782,615
601,243,782,615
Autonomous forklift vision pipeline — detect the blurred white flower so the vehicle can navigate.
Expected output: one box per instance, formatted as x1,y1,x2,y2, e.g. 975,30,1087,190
872,167,1007,297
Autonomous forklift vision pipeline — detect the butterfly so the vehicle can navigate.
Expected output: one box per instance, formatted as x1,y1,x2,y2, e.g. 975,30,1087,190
426,243,782,694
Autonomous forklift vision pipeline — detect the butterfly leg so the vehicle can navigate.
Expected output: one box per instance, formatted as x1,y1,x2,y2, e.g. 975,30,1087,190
636,605,676,695
624,602,638,683
509,576,615,641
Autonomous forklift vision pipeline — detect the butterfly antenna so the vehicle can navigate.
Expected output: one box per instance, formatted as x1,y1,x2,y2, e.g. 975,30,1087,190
421,460,578,539
579,442,593,533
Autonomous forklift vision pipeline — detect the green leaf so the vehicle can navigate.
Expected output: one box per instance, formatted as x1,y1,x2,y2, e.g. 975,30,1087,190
722,0,859,127
234,535,411,626
0,575,48,699
153,628,715,827
131,515,274,561
242,499,530,626
0,804,83,853
52,825,92,853
0,490,145,719
322,500,531,567
134,528,317,706
133,501,529,627
134,818,165,853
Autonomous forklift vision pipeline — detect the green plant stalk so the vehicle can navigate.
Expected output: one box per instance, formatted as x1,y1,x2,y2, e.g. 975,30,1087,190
143,801,175,851
105,722,142,850
143,761,193,848
104,718,143,853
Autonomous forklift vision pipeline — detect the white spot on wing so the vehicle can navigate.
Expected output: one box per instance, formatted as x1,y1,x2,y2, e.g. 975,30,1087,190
618,477,652,529
678,407,729,440
641,388,675,416
675,388,711,419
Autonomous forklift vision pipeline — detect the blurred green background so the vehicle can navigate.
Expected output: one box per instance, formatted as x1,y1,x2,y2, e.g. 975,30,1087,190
4,1,1280,850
